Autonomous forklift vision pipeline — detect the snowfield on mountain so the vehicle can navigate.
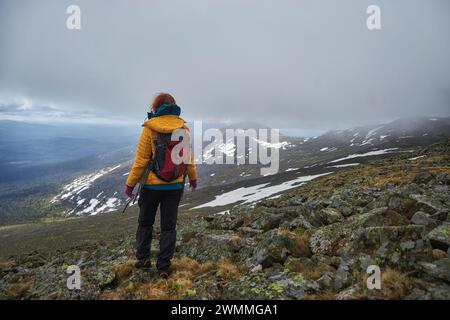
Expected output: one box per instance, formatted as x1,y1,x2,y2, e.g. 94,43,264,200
41,117,450,218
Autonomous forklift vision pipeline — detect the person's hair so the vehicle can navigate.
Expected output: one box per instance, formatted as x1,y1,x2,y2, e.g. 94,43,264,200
151,93,176,112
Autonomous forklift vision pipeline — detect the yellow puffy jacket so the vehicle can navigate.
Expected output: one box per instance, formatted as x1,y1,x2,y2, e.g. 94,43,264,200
126,115,197,188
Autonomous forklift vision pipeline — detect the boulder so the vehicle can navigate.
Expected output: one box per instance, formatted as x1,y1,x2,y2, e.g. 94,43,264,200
255,235,290,267
330,197,353,217
413,172,435,184
417,259,450,282
334,284,362,300
255,231,310,268
309,207,410,256
409,194,442,215
313,208,343,225
426,224,450,251
361,225,429,267
178,232,236,262
288,215,313,231
205,211,246,230
317,272,335,289
222,272,313,300
250,213,282,231
430,211,448,222
431,249,448,259
411,211,435,226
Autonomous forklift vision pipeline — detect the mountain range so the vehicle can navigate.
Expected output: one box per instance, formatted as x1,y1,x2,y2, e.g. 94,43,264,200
44,116,450,219
0,138,449,300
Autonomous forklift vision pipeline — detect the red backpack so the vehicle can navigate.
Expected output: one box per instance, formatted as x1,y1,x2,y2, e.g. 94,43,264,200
122,129,189,213
150,131,188,182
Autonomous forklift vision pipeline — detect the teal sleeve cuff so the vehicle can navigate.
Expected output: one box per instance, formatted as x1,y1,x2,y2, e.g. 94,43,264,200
143,183,184,191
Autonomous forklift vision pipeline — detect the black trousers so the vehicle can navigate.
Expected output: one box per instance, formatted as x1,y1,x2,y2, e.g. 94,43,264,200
136,188,183,271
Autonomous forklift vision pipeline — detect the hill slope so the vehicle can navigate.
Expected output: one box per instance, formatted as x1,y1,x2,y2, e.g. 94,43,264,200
1,140,449,300
45,117,450,219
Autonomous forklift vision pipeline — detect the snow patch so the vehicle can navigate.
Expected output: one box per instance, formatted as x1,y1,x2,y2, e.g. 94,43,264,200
360,126,383,146
328,148,398,164
192,172,332,209
216,210,230,215
408,155,426,161
328,163,360,168
252,137,291,150
51,165,121,204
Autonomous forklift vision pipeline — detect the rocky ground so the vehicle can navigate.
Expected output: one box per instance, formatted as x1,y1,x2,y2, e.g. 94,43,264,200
1,141,449,300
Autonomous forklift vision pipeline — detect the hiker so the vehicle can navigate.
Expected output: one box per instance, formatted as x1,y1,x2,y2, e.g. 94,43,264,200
124,93,197,279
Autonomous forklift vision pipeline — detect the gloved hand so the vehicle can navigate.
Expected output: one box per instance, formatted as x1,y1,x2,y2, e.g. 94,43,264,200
189,179,197,191
124,185,134,198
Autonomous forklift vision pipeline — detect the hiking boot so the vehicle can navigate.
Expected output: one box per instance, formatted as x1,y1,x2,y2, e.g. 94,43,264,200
135,258,152,269
158,270,171,279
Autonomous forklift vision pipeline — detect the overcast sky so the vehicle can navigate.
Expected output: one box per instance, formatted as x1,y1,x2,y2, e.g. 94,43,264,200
1,0,449,132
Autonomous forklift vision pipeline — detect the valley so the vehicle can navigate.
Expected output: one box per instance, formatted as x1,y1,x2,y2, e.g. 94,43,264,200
0,139,449,299
39,116,450,219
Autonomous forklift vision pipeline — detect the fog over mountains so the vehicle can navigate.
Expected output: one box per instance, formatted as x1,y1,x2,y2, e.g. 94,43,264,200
2,1,450,130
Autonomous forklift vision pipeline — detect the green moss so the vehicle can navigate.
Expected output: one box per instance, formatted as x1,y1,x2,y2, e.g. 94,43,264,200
185,288,197,296
294,227,306,234
269,282,285,294
250,287,262,295
291,273,305,283
169,281,182,294
253,274,265,281
438,225,450,237
351,270,361,283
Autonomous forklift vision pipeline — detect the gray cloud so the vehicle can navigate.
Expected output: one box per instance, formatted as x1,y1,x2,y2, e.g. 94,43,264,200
0,100,59,115
0,0,449,130
0,98,125,124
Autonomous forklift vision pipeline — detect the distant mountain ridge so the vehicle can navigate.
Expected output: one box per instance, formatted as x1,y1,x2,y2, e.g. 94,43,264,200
45,117,450,218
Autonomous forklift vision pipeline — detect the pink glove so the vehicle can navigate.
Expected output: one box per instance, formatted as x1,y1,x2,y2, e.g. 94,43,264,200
189,179,197,191
124,185,134,198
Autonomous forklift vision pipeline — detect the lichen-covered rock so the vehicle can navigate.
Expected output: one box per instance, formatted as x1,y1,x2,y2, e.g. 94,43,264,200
255,234,290,267
329,196,353,217
222,272,318,300
313,208,343,225
178,232,236,262
426,224,450,251
287,215,313,231
417,259,450,282
411,211,436,226
89,268,116,289
409,194,443,215
413,172,435,184
317,272,335,289
309,207,409,256
356,225,431,269
334,284,362,300
254,230,310,267
250,213,283,231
